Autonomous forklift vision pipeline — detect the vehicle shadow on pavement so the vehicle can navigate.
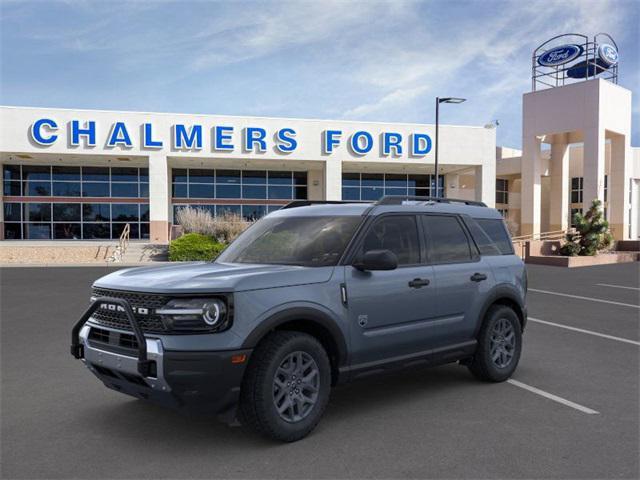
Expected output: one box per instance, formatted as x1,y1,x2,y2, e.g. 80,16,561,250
76,363,476,447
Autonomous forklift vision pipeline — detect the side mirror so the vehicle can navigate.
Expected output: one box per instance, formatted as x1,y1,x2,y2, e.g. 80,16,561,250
353,249,398,271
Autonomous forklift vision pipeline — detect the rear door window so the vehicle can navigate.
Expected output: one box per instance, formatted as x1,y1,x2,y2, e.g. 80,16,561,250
475,218,514,255
422,215,473,264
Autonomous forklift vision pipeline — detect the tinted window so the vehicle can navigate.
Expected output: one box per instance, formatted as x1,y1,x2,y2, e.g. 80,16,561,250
25,203,51,222
476,218,514,255
82,182,109,197
111,182,139,198
53,182,81,197
83,203,110,221
423,215,472,263
52,166,80,181
465,218,501,256
189,169,215,183
4,203,21,221
218,216,361,267
112,204,139,221
3,165,21,181
26,181,51,196
360,216,420,265
268,171,292,185
53,203,81,221
82,167,109,182
268,186,292,199
54,223,81,239
23,165,50,181
111,167,139,182
3,181,21,196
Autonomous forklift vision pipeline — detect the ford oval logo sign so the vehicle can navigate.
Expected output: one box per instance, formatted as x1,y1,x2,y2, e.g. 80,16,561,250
538,44,583,67
598,44,618,66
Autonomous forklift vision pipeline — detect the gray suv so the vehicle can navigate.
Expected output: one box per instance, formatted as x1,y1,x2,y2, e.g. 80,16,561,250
71,196,527,442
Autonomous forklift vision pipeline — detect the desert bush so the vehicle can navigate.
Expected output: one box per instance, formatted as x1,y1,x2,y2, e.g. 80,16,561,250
559,199,613,256
168,233,226,261
176,207,252,243
211,211,253,244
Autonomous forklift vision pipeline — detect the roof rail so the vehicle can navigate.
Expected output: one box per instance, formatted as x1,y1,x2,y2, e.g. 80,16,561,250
281,200,370,210
375,195,487,207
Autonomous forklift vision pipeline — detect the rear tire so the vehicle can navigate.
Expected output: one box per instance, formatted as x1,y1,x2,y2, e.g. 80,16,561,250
468,305,522,382
238,331,331,442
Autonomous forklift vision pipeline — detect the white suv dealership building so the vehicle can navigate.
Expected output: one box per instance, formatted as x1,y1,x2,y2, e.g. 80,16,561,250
0,106,496,243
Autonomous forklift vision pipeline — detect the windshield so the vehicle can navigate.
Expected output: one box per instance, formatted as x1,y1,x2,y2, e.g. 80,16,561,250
217,215,362,267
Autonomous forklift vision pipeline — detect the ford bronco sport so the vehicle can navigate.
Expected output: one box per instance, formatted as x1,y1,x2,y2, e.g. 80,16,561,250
71,196,527,442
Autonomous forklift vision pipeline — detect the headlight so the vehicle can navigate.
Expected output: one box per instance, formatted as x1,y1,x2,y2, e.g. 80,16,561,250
156,298,230,332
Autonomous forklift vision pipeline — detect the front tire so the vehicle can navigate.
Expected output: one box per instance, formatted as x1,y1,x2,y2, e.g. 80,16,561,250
468,305,522,382
238,331,331,442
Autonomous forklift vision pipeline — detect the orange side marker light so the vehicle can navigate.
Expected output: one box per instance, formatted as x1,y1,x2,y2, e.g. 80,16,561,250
231,354,247,364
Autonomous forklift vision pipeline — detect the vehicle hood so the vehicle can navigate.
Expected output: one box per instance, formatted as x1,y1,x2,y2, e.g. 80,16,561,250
93,262,335,294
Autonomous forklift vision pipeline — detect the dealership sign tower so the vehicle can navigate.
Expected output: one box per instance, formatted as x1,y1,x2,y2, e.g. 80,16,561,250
522,33,634,240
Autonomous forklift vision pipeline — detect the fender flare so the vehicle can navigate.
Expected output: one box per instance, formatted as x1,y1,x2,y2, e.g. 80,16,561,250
241,306,349,367
475,285,527,336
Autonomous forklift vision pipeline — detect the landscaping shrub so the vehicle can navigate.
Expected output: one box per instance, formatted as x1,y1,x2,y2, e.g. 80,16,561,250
560,199,613,256
168,233,226,261
176,207,252,243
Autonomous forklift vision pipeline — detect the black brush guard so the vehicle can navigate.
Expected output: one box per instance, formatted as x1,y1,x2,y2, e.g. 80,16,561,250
71,297,153,377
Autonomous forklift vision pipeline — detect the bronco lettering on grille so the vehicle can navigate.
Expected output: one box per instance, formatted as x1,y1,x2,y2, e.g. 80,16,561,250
99,303,150,315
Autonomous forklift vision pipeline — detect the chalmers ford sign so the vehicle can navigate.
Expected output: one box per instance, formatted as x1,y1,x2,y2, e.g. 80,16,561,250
29,118,434,157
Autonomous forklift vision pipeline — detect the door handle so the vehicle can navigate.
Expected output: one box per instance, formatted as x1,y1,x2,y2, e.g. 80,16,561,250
470,272,487,282
408,278,430,288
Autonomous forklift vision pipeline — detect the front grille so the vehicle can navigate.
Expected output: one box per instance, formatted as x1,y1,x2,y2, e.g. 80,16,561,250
90,288,169,333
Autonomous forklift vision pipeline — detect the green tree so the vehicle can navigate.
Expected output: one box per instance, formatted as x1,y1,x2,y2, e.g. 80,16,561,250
560,199,613,256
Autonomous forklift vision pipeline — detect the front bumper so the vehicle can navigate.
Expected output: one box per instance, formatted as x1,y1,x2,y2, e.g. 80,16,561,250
72,297,251,417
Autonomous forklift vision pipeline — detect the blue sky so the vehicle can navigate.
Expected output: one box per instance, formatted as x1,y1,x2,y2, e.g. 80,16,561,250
1,0,638,148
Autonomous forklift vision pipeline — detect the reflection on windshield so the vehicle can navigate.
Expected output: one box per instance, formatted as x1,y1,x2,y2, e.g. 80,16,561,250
217,216,361,267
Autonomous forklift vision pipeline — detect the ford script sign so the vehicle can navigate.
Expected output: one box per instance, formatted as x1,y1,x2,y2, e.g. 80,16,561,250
537,44,583,67
598,43,618,66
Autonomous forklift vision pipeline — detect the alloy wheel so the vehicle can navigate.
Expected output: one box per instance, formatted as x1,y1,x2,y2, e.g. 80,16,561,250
272,351,320,423
490,318,516,368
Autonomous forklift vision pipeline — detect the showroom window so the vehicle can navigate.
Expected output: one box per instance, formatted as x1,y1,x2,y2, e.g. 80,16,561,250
341,173,444,201
496,178,508,204
3,201,149,240
3,164,149,240
570,177,583,203
2,164,149,199
171,168,307,221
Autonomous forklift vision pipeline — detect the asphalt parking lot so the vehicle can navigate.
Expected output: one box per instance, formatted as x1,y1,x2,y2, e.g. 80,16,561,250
1,263,638,479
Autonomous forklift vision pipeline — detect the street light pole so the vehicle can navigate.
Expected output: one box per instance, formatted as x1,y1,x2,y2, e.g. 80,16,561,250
435,97,440,198
434,96,466,198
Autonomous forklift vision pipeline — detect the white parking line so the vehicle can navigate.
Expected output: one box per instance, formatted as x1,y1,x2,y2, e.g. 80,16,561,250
596,283,640,291
507,379,600,415
529,288,640,309
528,317,640,346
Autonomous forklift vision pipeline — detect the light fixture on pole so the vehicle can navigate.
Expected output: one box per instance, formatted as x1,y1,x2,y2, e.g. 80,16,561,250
435,97,466,198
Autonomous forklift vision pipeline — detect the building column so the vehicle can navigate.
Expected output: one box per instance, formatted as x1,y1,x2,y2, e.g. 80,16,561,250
445,173,460,199
609,134,631,240
307,169,324,201
148,153,170,244
549,134,570,232
521,135,543,236
324,159,342,201
474,162,495,207
582,126,606,212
